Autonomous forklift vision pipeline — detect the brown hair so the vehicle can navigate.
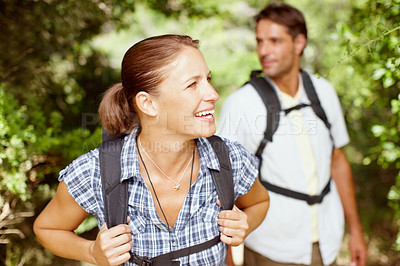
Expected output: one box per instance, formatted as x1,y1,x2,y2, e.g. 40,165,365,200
98,34,199,136
255,3,307,40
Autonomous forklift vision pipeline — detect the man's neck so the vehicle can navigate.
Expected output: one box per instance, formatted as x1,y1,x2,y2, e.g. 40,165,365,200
271,70,300,98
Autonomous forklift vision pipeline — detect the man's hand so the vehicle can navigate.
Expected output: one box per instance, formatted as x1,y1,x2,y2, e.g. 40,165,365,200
349,229,367,266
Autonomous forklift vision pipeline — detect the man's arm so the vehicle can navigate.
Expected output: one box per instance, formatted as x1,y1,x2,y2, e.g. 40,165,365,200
331,148,367,266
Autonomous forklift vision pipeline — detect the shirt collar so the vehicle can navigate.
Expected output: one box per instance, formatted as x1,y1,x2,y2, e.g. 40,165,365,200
264,72,310,108
196,137,221,172
120,127,141,181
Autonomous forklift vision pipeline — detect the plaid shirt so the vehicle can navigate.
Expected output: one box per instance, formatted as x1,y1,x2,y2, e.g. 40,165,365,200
59,128,259,265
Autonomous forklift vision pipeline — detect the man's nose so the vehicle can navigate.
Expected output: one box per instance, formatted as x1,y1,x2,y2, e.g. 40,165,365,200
258,42,271,56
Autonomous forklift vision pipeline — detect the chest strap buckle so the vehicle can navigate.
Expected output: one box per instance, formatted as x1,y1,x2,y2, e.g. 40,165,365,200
131,254,152,266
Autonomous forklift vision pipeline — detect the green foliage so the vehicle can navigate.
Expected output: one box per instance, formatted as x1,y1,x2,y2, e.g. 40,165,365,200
322,0,400,255
0,0,122,133
0,0,112,264
0,85,36,200
388,173,400,250
0,82,102,265
0,83,102,200
75,215,98,235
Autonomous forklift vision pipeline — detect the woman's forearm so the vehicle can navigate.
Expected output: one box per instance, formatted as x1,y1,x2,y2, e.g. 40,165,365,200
33,181,96,263
34,225,95,263
236,178,270,237
242,200,269,237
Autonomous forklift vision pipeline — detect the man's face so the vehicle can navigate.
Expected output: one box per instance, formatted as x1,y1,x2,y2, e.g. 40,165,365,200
256,19,303,80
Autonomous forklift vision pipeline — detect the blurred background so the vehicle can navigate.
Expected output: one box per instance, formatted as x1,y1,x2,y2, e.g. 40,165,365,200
0,0,399,265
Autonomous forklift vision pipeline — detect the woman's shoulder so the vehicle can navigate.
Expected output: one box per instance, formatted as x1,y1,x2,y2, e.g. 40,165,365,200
58,148,100,183
200,136,257,165
58,148,103,215
218,136,252,155
206,136,259,198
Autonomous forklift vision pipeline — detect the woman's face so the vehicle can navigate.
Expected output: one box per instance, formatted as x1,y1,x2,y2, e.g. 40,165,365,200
153,46,219,139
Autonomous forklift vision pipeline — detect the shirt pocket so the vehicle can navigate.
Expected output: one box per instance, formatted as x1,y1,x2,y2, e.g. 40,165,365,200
199,192,220,224
194,193,221,243
127,212,147,235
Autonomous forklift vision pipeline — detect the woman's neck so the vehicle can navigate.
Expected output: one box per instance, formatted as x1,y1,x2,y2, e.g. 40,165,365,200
137,133,196,174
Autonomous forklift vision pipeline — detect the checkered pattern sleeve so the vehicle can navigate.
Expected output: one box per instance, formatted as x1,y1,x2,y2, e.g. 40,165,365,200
58,149,102,216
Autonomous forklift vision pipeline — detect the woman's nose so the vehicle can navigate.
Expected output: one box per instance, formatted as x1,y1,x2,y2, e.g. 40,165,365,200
203,84,219,102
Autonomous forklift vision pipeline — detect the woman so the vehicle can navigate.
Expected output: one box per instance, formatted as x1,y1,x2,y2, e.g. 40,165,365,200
34,34,269,266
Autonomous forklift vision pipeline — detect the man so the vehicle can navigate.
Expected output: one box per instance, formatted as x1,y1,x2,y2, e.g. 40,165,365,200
218,3,367,266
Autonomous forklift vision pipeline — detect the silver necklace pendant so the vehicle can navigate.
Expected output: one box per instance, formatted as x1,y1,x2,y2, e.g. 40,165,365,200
174,184,180,190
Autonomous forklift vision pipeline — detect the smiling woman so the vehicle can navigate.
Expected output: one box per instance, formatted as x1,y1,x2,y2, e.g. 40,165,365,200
141,44,219,139
33,34,269,266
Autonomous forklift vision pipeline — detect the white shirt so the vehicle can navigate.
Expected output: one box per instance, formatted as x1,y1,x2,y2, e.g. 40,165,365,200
279,77,319,243
218,73,348,265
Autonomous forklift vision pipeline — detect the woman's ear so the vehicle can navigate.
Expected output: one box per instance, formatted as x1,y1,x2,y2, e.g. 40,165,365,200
135,92,158,117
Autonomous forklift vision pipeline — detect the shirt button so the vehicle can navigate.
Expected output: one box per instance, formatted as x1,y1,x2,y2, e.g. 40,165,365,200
172,241,177,247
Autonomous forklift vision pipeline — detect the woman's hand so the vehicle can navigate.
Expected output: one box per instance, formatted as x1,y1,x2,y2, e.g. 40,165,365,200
217,200,249,246
89,222,133,266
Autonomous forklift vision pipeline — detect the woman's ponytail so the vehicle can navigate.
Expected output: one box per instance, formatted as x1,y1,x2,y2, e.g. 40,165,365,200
98,83,138,137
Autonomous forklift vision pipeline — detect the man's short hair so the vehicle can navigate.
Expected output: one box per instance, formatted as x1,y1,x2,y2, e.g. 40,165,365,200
255,3,307,40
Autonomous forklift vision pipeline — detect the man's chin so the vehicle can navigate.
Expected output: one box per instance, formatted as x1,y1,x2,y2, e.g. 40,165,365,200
262,68,276,77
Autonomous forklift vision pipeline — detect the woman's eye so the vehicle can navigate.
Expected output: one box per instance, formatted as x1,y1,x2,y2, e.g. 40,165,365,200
207,76,212,82
188,82,197,88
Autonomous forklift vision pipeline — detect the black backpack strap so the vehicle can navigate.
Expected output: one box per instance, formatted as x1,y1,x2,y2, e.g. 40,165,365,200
248,70,334,205
260,178,331,205
129,235,220,265
99,129,128,228
207,135,234,210
248,71,281,159
151,235,220,265
301,70,334,147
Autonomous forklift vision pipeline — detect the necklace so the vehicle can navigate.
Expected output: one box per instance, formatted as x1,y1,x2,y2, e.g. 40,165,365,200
138,137,193,190
137,143,195,257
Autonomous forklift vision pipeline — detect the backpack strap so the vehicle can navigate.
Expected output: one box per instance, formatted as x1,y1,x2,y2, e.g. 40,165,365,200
301,70,334,147
207,135,235,210
99,129,128,228
248,70,334,205
248,70,281,159
131,235,220,265
260,178,331,205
